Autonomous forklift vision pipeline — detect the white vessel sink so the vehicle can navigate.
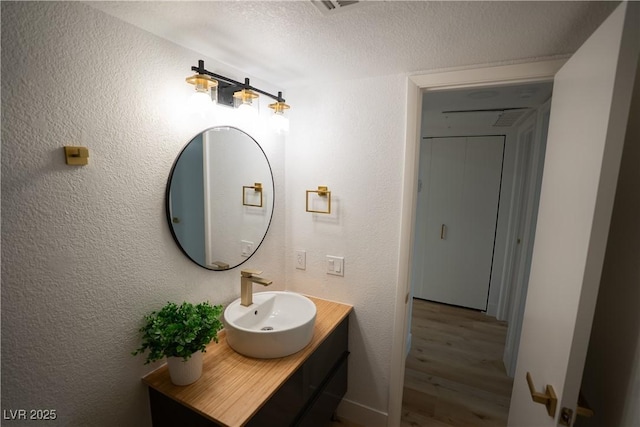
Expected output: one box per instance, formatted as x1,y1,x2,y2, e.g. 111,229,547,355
223,291,317,359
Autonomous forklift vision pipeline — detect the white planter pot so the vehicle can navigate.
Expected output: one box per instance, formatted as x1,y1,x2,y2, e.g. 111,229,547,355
167,350,203,386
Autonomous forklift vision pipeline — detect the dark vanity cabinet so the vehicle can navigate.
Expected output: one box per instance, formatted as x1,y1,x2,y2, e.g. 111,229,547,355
248,317,349,427
148,317,349,427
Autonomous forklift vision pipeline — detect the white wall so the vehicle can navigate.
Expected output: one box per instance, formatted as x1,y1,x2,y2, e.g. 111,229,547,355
2,3,406,425
1,3,285,426
285,74,407,424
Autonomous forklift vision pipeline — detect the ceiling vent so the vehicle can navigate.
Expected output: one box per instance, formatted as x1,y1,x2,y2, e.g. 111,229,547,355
493,109,528,127
441,107,529,128
311,0,362,15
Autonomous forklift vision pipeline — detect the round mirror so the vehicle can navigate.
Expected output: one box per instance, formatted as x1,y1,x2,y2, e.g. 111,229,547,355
166,126,274,270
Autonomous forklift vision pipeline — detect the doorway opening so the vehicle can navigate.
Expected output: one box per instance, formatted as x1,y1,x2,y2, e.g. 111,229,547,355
410,80,552,366
401,78,554,425
388,60,567,425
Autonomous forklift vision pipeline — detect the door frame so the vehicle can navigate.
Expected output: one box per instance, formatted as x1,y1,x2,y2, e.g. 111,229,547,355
502,99,552,377
388,59,566,425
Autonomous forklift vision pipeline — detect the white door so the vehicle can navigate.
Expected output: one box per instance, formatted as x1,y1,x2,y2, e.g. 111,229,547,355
508,3,639,426
415,136,504,310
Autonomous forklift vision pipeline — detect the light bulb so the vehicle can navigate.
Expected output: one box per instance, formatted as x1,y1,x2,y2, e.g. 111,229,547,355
189,90,215,118
270,112,289,133
268,98,290,133
185,72,217,120
238,101,258,122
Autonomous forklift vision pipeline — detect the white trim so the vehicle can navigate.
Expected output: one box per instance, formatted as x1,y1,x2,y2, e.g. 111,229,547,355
487,302,499,317
503,99,552,377
410,59,566,90
388,76,421,426
389,59,564,426
337,398,388,427
495,127,527,321
495,112,538,321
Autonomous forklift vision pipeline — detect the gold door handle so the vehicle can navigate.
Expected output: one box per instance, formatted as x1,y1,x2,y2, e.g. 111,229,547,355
577,391,594,417
526,372,557,417
440,224,446,240
559,391,595,426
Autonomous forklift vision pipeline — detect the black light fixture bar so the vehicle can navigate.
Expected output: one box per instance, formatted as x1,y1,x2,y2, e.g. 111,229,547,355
191,60,286,103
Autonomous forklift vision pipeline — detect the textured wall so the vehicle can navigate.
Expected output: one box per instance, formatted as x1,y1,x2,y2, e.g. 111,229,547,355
1,3,285,426
285,74,406,424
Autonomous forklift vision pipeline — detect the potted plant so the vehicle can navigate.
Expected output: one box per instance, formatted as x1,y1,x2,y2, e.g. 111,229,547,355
133,301,224,385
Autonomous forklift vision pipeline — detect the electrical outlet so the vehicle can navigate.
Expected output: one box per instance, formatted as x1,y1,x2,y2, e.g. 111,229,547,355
241,240,254,257
326,255,344,276
295,250,306,270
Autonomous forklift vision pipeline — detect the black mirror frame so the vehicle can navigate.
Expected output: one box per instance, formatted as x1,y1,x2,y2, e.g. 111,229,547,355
165,126,275,270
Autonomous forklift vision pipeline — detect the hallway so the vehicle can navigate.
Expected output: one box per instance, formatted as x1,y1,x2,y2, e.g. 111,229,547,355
401,299,513,426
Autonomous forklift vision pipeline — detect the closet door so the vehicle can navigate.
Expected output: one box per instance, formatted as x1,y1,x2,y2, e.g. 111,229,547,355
417,136,505,310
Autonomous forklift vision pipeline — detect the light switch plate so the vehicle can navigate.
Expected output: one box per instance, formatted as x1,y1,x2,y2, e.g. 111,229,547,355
326,255,344,276
296,250,306,270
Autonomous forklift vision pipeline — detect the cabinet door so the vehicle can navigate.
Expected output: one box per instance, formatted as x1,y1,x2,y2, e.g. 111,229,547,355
248,317,350,427
416,136,505,310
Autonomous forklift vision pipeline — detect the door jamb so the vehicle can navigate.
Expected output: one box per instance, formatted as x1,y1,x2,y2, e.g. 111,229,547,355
388,59,566,426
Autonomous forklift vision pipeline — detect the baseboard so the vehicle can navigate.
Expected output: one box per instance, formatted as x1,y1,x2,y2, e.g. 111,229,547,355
336,398,388,427
503,346,513,378
486,302,498,317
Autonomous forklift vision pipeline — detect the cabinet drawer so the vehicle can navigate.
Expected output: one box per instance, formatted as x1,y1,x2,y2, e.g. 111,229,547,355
148,388,220,427
248,317,349,427
306,317,348,394
295,352,349,427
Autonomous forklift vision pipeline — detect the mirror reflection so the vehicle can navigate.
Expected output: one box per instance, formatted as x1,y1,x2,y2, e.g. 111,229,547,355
166,126,274,270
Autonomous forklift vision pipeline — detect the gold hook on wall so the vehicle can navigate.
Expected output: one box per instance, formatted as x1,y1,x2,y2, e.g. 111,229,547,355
306,186,331,214
64,146,89,166
242,183,263,207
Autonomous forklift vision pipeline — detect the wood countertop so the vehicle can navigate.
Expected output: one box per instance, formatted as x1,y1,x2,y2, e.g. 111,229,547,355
142,296,353,427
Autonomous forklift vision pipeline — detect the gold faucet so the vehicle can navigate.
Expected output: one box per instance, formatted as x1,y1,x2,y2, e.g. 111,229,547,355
240,270,273,306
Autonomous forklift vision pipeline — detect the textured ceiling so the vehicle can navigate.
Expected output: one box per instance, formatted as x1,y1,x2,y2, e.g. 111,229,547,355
89,1,617,88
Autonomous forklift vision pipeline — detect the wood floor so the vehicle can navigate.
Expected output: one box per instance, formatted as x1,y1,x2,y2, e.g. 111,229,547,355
401,299,513,427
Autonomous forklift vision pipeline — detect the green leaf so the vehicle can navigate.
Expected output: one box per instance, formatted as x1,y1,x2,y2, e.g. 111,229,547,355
132,301,224,364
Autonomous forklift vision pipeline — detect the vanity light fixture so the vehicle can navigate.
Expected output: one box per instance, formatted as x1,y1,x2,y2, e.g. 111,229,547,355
233,79,259,110
269,91,291,133
268,92,290,114
233,78,260,120
185,73,218,104
186,60,290,125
